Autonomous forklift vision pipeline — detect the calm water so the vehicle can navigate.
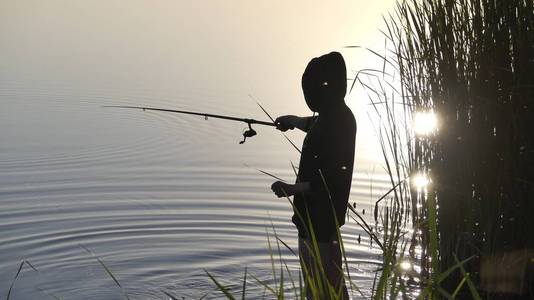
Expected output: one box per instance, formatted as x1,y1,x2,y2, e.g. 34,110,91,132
0,83,390,299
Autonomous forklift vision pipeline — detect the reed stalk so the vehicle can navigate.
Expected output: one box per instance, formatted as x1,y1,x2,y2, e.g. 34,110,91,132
384,0,534,297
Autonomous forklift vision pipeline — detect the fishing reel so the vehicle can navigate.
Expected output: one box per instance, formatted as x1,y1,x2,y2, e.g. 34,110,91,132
240,122,257,144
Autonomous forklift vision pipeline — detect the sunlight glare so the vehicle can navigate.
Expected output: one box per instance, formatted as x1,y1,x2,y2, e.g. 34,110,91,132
400,260,412,271
413,111,438,135
412,173,430,190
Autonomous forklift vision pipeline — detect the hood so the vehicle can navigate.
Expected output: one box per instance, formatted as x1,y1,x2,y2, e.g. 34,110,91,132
301,52,347,113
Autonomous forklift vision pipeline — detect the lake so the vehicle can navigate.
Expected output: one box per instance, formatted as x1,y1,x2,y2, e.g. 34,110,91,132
0,82,391,299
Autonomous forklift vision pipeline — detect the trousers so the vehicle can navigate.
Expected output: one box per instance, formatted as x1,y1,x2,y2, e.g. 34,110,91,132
298,236,349,299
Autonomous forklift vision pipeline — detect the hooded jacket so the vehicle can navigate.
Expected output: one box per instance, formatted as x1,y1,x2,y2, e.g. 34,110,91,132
292,52,356,242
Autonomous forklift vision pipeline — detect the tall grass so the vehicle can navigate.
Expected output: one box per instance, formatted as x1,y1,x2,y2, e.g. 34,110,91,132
383,0,534,297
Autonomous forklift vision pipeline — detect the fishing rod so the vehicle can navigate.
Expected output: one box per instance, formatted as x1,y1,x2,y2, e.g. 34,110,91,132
103,105,276,144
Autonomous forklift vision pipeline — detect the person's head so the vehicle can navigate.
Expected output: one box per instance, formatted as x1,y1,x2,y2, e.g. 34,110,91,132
301,51,347,113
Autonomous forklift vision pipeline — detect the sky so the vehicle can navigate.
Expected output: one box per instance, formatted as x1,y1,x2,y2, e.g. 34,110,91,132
1,0,398,166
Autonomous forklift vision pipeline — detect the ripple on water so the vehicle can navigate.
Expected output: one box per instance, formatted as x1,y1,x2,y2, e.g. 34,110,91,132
0,84,389,298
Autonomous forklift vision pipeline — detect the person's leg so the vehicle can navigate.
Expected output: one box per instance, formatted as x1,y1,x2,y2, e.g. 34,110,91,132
324,239,349,300
299,237,330,299
300,237,349,300
298,237,314,299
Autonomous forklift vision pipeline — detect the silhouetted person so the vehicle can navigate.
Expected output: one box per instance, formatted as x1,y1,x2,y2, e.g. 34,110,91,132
271,52,356,299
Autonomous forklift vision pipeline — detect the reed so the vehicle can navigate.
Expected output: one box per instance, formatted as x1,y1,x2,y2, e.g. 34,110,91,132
384,0,534,297
349,51,430,299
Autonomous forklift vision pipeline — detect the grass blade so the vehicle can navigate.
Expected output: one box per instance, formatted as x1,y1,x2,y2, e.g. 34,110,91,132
455,256,481,300
243,163,286,182
24,260,39,272
80,245,129,300
162,290,180,300
249,272,278,296
253,98,302,154
437,255,474,283
241,266,247,300
276,236,297,257
6,261,24,300
36,287,64,300
205,270,236,300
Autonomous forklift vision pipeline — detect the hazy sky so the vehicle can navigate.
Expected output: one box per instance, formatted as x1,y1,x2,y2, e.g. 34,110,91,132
2,1,395,94
1,0,398,165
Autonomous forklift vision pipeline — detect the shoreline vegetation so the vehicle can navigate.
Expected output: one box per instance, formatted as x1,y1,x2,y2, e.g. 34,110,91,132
207,0,534,299
5,0,533,299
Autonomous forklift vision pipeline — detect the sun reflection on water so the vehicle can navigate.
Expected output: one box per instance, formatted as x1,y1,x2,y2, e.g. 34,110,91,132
411,173,430,191
413,111,438,135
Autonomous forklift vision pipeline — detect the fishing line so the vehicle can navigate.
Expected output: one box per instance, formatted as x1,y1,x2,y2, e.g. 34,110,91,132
103,105,275,144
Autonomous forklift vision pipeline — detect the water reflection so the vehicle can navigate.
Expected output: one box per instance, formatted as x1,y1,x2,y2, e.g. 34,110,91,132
411,173,430,191
0,85,389,298
399,260,412,271
413,111,437,135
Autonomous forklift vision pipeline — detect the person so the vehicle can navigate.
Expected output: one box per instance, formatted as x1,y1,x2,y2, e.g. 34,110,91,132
271,52,356,299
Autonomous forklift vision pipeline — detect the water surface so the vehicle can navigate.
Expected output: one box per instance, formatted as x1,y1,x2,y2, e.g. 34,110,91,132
0,83,389,299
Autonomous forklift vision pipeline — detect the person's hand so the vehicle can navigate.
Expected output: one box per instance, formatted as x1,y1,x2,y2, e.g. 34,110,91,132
274,115,297,132
271,181,294,197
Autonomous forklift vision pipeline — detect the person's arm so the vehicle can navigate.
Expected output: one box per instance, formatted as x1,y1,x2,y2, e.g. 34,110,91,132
275,115,316,132
271,181,311,197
